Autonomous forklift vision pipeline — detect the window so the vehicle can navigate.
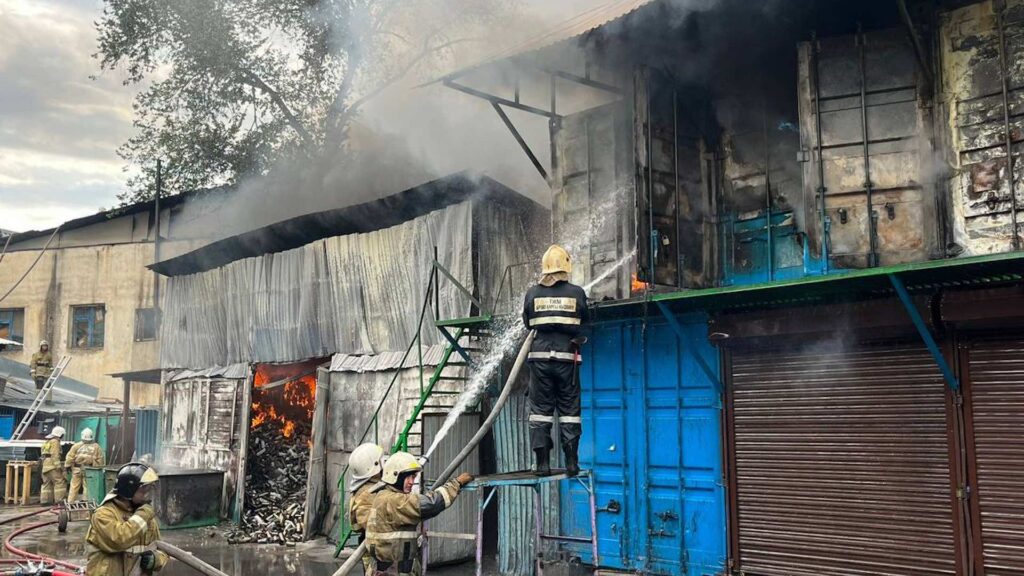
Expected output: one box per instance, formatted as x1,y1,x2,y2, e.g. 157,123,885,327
70,305,105,349
0,309,24,346
135,308,159,341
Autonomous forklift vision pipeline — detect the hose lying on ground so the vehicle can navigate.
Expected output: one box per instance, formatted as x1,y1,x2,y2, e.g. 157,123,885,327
331,330,536,576
4,520,82,571
155,541,230,576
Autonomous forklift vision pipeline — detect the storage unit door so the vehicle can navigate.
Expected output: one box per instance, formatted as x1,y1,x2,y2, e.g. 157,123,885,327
729,344,956,575
965,337,1024,574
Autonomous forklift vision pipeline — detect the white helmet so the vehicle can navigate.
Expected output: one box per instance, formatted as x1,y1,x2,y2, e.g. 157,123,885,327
349,443,386,492
81,428,94,442
381,451,421,486
46,425,65,439
39,340,49,348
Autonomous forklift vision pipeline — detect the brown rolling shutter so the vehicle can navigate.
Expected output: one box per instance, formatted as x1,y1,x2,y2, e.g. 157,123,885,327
965,337,1024,574
728,344,957,576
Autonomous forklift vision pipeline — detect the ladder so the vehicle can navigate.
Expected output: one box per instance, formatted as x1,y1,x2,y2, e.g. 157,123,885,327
11,355,71,441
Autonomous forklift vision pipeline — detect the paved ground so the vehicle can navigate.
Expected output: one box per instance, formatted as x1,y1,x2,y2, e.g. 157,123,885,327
0,507,485,576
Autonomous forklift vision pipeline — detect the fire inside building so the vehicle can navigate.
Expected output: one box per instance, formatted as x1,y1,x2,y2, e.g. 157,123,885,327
4,1,1024,576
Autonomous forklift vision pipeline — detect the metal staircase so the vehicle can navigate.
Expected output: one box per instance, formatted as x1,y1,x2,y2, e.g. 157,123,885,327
333,260,509,556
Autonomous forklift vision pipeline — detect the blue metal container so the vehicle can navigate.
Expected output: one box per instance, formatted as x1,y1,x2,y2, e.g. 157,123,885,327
134,408,161,461
561,313,726,575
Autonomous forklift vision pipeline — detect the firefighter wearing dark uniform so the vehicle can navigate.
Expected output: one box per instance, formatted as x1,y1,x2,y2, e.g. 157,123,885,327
365,452,473,576
522,245,590,476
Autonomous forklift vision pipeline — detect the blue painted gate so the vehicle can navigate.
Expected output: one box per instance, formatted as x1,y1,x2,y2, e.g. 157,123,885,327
560,313,725,575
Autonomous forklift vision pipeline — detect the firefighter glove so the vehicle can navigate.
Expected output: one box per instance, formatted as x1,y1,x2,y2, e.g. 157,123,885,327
456,473,474,486
140,550,156,571
135,504,156,522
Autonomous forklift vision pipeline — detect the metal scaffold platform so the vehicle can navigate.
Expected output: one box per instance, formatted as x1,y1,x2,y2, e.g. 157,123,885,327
457,469,600,576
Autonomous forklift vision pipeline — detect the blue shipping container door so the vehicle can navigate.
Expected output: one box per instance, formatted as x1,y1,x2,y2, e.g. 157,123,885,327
0,415,13,440
561,314,726,575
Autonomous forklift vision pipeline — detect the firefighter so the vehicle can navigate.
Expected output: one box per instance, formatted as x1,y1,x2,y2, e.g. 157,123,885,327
85,462,169,576
366,452,473,576
39,425,67,504
29,340,53,403
348,442,387,574
66,427,105,502
522,245,590,476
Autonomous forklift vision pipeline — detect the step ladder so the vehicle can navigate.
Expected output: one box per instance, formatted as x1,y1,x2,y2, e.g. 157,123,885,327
11,355,71,441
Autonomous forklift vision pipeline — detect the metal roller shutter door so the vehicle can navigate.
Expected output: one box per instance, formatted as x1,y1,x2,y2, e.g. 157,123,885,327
729,344,956,575
966,337,1024,574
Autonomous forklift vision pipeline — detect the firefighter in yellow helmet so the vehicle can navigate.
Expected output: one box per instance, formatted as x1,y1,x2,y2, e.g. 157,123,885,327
39,425,67,504
85,462,169,575
366,452,474,576
522,245,590,476
67,427,105,502
29,340,54,403
348,443,388,574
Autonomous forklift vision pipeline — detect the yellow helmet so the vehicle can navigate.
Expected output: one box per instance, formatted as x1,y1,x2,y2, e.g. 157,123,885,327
381,451,421,486
541,245,572,275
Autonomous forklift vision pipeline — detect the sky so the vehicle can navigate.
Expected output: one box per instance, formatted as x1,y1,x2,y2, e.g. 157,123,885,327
0,0,600,233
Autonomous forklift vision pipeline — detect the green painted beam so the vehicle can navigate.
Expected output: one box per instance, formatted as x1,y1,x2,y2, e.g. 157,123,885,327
435,314,493,328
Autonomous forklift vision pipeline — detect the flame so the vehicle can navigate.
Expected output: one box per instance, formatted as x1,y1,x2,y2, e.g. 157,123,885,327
631,272,649,293
250,364,318,439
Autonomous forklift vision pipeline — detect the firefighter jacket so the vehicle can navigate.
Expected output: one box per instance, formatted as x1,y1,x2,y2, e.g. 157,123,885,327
67,441,105,469
86,496,169,576
366,479,462,569
349,481,379,534
41,438,63,474
30,351,53,380
522,280,590,363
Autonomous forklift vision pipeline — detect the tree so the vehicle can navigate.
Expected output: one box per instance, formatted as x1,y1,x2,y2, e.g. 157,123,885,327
95,0,514,203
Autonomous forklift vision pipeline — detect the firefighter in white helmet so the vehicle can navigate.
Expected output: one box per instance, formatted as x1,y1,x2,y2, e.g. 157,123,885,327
39,425,67,504
66,427,105,502
522,245,590,476
366,452,474,576
348,443,387,574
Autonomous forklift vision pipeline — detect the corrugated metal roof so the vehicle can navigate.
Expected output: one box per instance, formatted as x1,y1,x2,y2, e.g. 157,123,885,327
442,0,657,80
328,344,454,373
0,375,113,415
165,363,250,382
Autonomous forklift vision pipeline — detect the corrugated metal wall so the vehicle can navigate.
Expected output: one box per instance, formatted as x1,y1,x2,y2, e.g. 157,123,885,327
135,408,161,461
728,344,956,576
965,336,1024,574
422,413,480,565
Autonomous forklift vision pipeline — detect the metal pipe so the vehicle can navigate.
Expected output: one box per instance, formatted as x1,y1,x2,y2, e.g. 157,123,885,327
811,31,830,272
763,105,774,281
858,26,880,267
674,89,682,288
153,159,162,313
156,541,230,576
996,3,1021,250
332,331,537,576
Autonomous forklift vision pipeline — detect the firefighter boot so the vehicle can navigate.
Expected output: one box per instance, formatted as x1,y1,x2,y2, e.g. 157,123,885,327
564,440,580,477
534,448,550,476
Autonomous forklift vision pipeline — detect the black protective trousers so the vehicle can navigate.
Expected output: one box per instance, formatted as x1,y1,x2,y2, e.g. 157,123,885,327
527,360,581,452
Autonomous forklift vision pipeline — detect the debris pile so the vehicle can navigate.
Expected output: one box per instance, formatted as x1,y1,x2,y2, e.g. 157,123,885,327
227,420,311,545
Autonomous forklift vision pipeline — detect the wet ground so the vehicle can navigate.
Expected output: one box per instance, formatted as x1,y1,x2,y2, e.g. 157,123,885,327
0,507,485,576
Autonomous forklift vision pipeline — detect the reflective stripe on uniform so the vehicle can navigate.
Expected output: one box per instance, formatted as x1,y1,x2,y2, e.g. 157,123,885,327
529,316,581,327
438,486,453,508
529,414,554,423
367,531,420,540
560,416,582,424
128,514,147,531
527,351,579,362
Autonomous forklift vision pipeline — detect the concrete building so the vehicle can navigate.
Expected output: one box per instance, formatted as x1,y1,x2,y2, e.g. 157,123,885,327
0,192,217,404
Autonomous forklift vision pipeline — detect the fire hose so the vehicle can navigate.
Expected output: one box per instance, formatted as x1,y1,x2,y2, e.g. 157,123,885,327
331,330,536,576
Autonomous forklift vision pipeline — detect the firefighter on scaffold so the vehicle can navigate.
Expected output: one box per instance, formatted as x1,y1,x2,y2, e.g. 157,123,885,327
522,244,590,476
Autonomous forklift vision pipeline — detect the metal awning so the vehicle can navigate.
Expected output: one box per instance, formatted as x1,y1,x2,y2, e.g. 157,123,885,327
107,369,164,385
594,251,1024,320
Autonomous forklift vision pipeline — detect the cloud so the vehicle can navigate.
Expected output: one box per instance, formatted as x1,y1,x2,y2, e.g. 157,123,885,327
0,0,136,231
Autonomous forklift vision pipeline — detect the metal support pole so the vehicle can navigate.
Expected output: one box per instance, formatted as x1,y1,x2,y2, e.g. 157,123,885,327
763,105,774,281
995,1,1021,250
588,472,600,571
812,31,830,273
858,26,880,267
153,159,162,315
888,274,959,391
654,302,723,394
535,485,544,576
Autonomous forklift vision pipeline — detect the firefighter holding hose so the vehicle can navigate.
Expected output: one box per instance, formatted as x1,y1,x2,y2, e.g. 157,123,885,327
348,442,388,574
85,462,169,575
39,425,67,504
366,452,473,576
523,245,590,476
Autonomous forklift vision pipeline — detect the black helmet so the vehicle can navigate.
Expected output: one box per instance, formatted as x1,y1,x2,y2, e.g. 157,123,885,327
114,463,159,499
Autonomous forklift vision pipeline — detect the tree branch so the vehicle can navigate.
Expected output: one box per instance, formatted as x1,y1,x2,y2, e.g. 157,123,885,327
236,68,314,147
